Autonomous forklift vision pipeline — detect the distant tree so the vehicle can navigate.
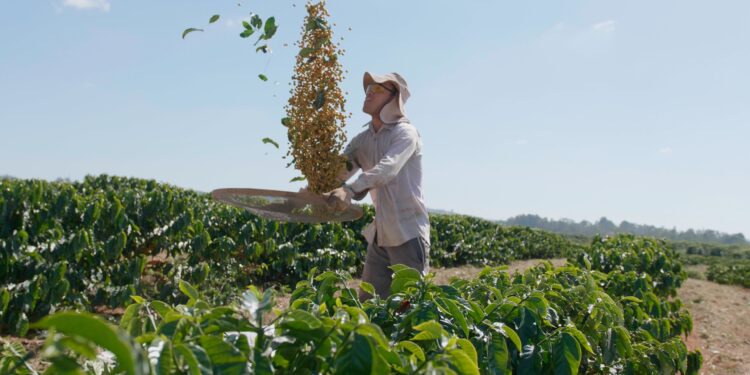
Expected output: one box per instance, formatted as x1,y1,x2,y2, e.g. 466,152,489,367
502,214,748,245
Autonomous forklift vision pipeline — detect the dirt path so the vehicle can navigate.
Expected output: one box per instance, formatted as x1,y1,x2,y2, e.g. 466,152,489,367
679,278,750,374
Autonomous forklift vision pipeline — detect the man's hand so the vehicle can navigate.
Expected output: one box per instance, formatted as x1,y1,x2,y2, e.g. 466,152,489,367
323,186,353,211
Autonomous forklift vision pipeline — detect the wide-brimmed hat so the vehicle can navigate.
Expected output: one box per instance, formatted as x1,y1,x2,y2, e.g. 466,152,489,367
363,72,410,124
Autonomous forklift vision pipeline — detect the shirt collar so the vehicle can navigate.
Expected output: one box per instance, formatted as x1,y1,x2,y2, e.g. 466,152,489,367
365,121,397,134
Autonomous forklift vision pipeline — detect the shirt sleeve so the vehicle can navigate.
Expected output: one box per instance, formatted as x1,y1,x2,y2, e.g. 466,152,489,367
349,127,418,193
336,134,361,183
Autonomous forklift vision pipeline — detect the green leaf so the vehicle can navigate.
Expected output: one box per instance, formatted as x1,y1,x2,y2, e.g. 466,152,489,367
305,17,327,31
440,298,469,337
258,74,268,82
156,339,174,375
687,351,702,375
240,29,254,38
32,312,147,375
620,296,642,304
256,45,268,53
333,333,377,375
174,344,207,375
489,332,509,375
242,21,253,30
263,17,278,40
564,326,593,355
604,326,633,364
119,303,142,330
447,348,479,375
359,282,375,297
289,176,306,183
313,90,325,110
199,335,247,375
261,138,279,149
299,48,315,58
280,310,322,331
179,280,201,301
182,28,204,39
175,344,213,375
553,332,582,375
150,301,174,319
355,323,389,348
280,117,292,127
456,338,478,365
390,266,421,294
209,15,220,24
493,323,522,352
105,231,127,261
412,320,445,341
396,340,425,362
250,14,263,29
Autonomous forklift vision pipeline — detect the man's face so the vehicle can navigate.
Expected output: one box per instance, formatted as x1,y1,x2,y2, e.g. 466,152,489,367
363,82,398,117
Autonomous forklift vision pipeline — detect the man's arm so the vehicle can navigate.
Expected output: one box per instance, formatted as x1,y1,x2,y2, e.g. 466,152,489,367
336,135,361,184
348,127,418,194
336,157,360,184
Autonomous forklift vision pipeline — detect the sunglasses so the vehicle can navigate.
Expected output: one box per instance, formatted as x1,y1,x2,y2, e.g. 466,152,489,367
366,83,398,95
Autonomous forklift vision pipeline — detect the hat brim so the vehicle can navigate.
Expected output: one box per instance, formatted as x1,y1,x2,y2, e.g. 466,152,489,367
363,72,395,92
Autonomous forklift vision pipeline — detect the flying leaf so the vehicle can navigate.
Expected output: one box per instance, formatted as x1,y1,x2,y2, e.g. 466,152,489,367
240,29,254,38
289,177,306,183
299,48,315,58
209,15,220,24
262,138,279,148
313,90,325,109
182,28,204,39
263,17,278,40
250,14,263,29
258,74,268,82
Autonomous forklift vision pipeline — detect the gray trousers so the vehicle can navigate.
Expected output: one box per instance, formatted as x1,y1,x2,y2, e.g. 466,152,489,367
358,233,430,301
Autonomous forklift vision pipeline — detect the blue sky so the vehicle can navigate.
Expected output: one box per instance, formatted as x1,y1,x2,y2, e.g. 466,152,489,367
1,0,748,237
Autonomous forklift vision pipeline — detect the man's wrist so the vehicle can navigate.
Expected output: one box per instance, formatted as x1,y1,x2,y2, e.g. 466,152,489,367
342,183,355,196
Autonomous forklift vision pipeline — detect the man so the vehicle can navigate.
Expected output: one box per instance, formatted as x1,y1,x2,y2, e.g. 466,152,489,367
324,72,430,302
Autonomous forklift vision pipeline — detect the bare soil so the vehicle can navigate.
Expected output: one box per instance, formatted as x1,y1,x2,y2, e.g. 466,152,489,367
679,278,750,374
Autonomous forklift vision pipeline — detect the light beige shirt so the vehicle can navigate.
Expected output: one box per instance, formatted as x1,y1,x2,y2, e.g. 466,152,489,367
339,121,430,247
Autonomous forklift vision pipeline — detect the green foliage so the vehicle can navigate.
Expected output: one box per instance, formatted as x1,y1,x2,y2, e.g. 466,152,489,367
429,214,584,267
573,235,687,297
0,338,37,374
0,175,701,373
0,175,578,336
21,236,700,374
706,262,750,288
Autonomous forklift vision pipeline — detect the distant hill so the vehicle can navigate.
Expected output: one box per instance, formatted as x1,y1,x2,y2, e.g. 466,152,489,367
428,208,459,216
499,214,748,246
